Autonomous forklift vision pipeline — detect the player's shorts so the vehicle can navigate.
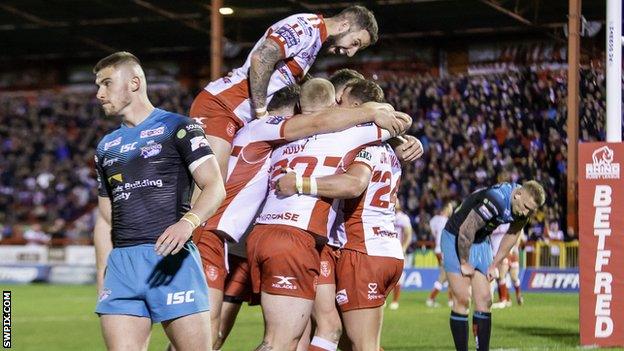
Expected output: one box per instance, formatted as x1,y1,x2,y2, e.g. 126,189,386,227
189,90,244,144
223,254,252,304
247,224,320,300
318,244,341,285
95,242,210,323
335,249,403,312
196,229,227,290
441,229,493,275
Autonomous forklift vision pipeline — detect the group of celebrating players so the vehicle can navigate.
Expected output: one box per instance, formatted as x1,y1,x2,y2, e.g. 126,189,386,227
92,5,546,351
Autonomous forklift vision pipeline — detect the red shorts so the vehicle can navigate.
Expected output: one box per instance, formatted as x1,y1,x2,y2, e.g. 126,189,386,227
223,254,252,303
189,90,244,144
335,250,403,312
195,228,227,290
247,224,321,300
318,245,341,285
507,251,519,265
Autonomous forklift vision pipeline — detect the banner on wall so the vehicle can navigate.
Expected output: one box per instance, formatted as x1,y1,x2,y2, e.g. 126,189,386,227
578,143,624,347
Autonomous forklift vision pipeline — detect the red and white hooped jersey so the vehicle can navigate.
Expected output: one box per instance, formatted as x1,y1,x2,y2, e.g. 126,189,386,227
203,14,328,125
256,124,389,236
339,144,404,259
203,115,291,242
429,214,448,254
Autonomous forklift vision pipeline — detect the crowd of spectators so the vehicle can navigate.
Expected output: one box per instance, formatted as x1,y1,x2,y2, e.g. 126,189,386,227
0,68,606,247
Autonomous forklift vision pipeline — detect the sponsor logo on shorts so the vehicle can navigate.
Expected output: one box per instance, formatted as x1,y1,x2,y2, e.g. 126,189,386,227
226,122,236,137
190,136,210,152
166,290,195,305
140,140,162,159
336,289,348,305
98,288,111,302
367,282,384,300
104,137,122,151
207,265,219,282
272,276,297,290
140,126,165,138
320,261,331,278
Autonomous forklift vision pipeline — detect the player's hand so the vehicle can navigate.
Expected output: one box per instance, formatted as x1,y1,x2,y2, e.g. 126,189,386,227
373,109,405,137
395,135,423,162
486,264,499,282
155,221,193,256
275,169,298,197
460,262,475,277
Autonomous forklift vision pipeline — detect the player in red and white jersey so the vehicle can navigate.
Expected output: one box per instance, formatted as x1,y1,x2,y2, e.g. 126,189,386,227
389,202,413,310
194,84,407,346
190,6,379,180
246,78,412,350
491,224,524,309
427,202,454,307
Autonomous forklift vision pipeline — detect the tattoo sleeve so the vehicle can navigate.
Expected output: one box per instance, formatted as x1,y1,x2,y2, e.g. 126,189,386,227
249,39,283,114
457,210,486,264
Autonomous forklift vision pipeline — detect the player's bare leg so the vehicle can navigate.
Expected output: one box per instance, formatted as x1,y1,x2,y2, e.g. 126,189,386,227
492,259,510,309
471,271,492,351
509,261,523,305
214,300,243,349
205,135,232,181
447,272,471,351
258,292,314,351
342,306,383,351
310,284,342,350
209,288,224,346
162,312,212,351
297,318,312,351
100,315,151,351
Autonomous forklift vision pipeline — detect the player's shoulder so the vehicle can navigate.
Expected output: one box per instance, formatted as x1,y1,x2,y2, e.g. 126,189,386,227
96,127,123,154
276,13,319,27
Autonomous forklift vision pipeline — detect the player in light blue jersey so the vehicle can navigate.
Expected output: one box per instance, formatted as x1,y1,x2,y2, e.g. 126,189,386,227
92,52,225,351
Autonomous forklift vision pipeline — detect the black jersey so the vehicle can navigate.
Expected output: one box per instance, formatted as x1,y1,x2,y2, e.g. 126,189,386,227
95,108,214,248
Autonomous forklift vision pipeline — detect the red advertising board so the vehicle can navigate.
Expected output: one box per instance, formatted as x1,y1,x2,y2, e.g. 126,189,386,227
579,143,624,346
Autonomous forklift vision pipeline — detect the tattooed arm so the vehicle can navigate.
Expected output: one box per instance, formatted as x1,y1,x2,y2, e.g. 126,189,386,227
457,210,486,274
249,39,284,117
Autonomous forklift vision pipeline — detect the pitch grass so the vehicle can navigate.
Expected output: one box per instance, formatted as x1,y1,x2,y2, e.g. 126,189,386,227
5,284,620,350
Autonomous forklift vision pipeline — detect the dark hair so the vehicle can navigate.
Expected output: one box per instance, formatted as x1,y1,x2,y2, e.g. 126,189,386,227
337,5,379,45
268,85,301,112
345,79,384,103
329,69,365,90
93,51,141,74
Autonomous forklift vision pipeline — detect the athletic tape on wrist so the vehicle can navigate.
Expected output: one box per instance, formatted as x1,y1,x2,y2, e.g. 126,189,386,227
309,177,318,196
295,173,304,194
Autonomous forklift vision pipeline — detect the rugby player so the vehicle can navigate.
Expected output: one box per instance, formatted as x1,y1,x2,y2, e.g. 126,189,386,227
389,201,413,310
190,6,378,180
93,52,225,350
426,202,454,308
441,181,545,351
490,224,524,309
247,78,412,350
328,68,365,103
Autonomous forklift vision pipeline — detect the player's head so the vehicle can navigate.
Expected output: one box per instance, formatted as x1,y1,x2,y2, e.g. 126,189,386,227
340,79,384,107
268,84,300,116
512,180,546,217
441,202,454,217
327,6,378,57
299,78,336,114
93,51,147,116
329,68,365,103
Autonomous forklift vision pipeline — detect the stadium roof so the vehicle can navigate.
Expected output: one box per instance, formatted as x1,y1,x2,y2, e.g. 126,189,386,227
0,0,606,63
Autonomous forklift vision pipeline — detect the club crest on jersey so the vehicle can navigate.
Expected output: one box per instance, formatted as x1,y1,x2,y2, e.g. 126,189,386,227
104,137,122,151
266,115,285,125
190,136,209,152
140,126,165,138
320,261,331,278
140,141,162,159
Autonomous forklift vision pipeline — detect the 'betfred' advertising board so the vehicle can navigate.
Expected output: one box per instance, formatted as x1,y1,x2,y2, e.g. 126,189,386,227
579,143,624,347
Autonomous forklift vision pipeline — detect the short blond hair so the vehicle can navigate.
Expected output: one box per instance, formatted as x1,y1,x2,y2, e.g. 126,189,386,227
522,180,546,206
300,78,336,111
93,51,141,74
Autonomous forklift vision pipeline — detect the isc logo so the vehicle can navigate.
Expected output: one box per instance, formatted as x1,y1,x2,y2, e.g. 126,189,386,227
166,290,195,305
120,142,138,153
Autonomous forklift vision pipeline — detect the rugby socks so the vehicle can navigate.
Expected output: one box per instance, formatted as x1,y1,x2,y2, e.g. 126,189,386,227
498,283,509,302
472,311,491,351
392,284,401,303
513,280,521,295
450,311,469,351
429,280,443,300
309,336,338,351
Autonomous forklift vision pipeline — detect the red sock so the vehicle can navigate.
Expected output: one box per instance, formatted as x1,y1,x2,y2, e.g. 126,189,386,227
514,283,521,296
498,283,509,301
393,284,401,303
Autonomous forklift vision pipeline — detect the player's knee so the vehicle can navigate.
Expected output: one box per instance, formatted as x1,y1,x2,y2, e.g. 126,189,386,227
453,292,471,309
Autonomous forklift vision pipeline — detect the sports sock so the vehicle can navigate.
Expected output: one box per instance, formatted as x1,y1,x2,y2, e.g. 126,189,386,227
450,311,469,351
498,283,509,301
309,336,338,351
393,284,401,303
472,311,492,351
429,281,443,300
